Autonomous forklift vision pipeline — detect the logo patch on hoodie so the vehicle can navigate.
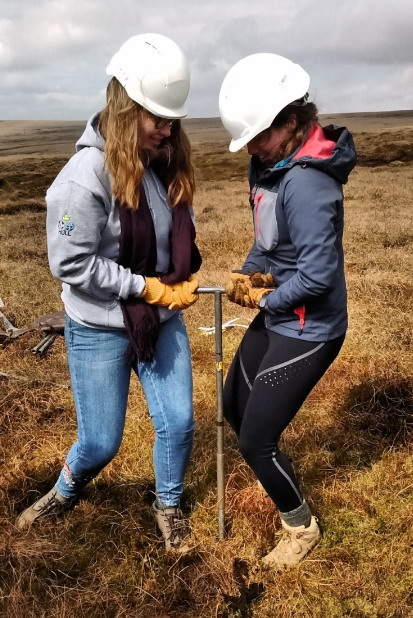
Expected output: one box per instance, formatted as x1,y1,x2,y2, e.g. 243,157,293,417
58,214,75,236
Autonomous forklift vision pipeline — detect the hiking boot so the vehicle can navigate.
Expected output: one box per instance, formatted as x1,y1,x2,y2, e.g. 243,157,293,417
262,516,321,568
152,501,191,554
16,486,76,530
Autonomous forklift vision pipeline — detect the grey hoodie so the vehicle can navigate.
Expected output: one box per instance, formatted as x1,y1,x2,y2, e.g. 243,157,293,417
46,113,176,329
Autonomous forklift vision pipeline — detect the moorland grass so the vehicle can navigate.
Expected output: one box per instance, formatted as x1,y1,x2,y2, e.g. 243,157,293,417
0,128,412,617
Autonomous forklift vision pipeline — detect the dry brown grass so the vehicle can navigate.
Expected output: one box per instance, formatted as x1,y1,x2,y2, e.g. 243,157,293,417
0,120,412,617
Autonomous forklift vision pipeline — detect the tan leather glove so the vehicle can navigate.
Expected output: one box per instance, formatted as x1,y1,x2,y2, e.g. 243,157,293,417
226,271,275,307
249,272,275,288
244,286,272,309
245,272,275,307
229,278,253,308
168,276,199,310
141,277,174,306
232,281,271,308
225,272,250,303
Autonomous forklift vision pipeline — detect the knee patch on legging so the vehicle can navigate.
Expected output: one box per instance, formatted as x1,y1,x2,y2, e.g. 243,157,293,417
238,432,266,465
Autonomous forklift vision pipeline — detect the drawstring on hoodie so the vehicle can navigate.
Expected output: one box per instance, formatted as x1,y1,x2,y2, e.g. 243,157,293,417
272,147,300,170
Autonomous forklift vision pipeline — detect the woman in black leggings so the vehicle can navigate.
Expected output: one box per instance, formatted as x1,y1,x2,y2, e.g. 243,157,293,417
219,53,356,566
224,313,344,520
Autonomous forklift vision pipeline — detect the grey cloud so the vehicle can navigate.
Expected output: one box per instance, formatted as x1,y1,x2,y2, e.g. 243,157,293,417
1,0,412,120
290,1,413,66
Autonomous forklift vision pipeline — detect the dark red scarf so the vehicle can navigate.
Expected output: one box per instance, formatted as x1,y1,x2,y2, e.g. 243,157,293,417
117,184,202,363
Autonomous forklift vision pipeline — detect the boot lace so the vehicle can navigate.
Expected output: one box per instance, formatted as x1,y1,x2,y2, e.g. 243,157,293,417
165,511,190,546
34,492,74,516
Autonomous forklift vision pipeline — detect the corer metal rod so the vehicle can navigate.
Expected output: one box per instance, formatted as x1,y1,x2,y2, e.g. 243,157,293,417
197,286,226,539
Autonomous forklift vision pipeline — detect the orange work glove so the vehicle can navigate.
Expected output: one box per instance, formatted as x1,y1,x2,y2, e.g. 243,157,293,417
168,276,199,310
141,277,174,306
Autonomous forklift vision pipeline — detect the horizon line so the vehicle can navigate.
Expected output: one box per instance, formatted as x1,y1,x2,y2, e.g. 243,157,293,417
1,109,413,123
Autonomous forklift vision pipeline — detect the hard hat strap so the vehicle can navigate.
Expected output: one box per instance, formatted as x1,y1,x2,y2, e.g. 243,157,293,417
290,92,309,107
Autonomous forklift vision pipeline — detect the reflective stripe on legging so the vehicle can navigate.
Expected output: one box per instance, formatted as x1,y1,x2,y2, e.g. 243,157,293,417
256,342,325,381
239,347,253,391
271,448,302,503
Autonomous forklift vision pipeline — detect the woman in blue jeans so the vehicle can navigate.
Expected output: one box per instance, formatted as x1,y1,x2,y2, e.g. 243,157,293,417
17,33,202,554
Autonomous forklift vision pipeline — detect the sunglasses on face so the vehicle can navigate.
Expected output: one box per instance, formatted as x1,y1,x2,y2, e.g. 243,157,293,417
147,112,177,130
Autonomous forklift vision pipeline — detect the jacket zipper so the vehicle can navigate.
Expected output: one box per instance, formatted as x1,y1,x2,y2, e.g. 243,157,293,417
254,192,264,240
293,305,306,334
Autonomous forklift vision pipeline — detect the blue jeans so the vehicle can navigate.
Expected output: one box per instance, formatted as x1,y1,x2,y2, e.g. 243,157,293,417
56,312,194,507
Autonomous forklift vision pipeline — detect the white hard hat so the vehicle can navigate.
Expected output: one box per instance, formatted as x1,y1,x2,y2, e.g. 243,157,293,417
106,33,190,118
219,53,310,152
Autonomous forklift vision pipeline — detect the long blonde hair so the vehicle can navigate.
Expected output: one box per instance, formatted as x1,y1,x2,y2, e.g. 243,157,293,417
98,78,195,209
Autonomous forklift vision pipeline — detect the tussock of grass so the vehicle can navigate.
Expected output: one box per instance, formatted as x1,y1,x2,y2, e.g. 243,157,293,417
1,126,412,617
352,128,413,166
0,157,67,215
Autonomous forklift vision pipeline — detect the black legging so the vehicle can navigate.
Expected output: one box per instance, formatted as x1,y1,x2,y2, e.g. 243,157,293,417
223,312,344,513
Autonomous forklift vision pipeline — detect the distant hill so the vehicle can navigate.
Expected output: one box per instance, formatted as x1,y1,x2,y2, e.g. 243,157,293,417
184,109,413,135
0,110,412,157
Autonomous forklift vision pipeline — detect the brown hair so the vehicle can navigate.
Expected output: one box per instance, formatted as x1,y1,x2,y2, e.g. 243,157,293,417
270,101,319,160
98,78,195,209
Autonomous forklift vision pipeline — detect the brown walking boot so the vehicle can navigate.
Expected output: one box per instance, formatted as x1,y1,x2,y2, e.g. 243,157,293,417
262,516,321,568
16,486,76,530
152,501,191,554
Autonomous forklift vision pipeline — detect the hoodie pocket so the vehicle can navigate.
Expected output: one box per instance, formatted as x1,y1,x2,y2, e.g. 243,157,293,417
252,187,279,252
63,285,124,328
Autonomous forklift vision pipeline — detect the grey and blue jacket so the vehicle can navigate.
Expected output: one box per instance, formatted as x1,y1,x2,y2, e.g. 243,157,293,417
46,113,179,330
243,124,356,341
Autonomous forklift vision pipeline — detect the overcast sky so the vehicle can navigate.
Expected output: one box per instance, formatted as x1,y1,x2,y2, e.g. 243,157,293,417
1,0,412,120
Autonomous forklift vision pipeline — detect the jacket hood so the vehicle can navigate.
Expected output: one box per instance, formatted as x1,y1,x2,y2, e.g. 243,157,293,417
75,112,105,153
251,124,357,185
